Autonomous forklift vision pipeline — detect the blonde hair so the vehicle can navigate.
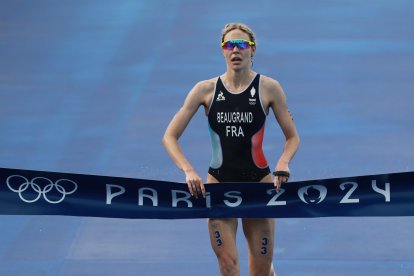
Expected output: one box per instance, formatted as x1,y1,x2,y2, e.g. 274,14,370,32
221,23,256,43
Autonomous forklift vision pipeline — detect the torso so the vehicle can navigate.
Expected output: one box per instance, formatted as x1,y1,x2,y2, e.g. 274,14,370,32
205,73,270,182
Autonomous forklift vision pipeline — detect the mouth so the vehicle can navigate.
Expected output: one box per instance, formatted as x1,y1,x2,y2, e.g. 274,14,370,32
231,56,242,63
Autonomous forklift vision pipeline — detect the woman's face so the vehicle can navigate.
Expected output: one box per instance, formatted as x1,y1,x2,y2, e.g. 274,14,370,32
222,29,255,71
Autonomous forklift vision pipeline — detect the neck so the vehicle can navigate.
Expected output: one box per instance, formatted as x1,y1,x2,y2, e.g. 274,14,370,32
223,69,255,92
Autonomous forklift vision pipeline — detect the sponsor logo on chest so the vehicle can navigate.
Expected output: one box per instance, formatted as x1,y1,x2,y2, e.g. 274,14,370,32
249,87,256,105
216,91,225,101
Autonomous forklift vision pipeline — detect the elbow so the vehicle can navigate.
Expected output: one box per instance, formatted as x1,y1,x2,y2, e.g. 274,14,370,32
162,133,177,149
294,134,300,149
162,134,169,149
287,133,300,149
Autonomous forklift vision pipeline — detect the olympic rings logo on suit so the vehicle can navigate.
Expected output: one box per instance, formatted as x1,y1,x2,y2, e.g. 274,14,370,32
6,175,77,204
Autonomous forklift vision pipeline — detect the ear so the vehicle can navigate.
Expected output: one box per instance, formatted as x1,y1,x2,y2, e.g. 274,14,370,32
251,45,256,58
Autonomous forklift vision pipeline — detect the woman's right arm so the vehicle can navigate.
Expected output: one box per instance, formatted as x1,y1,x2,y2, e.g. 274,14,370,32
162,81,211,198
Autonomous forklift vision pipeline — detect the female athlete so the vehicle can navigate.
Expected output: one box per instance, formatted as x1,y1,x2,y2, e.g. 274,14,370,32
163,23,300,276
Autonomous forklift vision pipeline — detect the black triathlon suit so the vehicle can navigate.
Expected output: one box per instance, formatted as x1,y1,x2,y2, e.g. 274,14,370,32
207,74,270,182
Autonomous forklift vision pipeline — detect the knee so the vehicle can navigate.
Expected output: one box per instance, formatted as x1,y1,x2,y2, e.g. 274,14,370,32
249,253,274,276
217,253,239,276
250,262,274,276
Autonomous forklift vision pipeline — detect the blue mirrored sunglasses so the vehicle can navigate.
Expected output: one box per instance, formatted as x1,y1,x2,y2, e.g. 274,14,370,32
221,39,255,50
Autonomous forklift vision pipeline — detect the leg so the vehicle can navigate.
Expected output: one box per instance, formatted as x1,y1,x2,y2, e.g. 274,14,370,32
208,218,239,276
206,174,240,276
242,218,276,276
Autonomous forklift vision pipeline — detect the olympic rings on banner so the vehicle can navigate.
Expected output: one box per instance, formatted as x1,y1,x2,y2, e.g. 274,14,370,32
6,175,77,204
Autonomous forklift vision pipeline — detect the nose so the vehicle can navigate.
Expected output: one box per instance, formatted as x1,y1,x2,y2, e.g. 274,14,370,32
232,45,240,52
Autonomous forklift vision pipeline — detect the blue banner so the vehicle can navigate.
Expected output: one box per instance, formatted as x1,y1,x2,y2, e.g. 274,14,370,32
1,167,413,219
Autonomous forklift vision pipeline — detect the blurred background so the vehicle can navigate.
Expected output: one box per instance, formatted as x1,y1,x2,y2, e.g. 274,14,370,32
1,0,413,275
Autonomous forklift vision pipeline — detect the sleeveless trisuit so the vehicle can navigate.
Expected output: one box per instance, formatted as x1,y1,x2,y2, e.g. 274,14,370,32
207,74,270,182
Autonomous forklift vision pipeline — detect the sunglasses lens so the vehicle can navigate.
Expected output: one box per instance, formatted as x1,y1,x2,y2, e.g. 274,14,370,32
222,40,251,50
238,41,249,49
223,41,235,49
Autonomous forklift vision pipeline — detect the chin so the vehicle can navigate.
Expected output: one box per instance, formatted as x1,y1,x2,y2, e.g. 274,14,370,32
232,66,247,72
229,63,244,70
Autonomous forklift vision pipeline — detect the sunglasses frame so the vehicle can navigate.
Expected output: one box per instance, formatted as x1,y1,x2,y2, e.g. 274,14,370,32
221,39,255,50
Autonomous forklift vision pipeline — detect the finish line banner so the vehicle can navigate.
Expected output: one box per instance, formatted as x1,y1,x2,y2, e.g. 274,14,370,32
0,167,413,219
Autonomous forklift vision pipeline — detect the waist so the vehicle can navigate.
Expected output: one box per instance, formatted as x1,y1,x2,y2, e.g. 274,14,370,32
208,166,270,183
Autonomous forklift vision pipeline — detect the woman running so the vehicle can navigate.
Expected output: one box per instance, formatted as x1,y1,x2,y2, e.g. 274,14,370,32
163,23,300,276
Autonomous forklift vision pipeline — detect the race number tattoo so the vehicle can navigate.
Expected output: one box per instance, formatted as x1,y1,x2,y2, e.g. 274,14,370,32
214,230,223,247
261,237,268,255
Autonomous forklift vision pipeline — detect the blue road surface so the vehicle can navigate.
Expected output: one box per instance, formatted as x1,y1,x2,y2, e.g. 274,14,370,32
1,0,414,275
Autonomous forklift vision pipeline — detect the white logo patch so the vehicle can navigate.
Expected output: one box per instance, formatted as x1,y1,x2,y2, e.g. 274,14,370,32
216,91,225,101
250,87,256,97
249,87,257,105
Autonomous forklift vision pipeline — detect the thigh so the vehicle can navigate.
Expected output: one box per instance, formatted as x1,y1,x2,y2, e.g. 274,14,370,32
242,174,275,258
208,218,238,257
242,218,275,258
242,173,275,257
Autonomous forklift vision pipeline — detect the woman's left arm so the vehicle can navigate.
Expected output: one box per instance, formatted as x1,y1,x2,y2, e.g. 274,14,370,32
263,78,300,192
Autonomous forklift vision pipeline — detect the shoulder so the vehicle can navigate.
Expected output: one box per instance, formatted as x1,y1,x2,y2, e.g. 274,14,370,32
260,74,283,95
259,74,285,106
193,77,217,94
184,77,217,108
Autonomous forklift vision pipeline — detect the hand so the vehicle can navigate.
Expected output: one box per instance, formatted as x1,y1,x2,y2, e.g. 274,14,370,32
274,162,290,193
184,169,205,198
